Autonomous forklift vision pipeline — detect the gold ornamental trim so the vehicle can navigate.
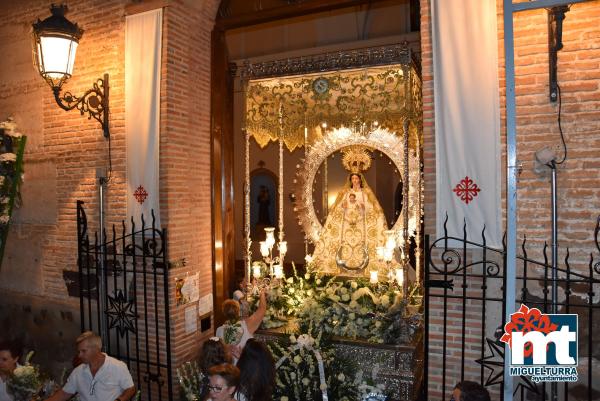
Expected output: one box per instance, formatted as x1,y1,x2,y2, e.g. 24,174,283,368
245,64,422,152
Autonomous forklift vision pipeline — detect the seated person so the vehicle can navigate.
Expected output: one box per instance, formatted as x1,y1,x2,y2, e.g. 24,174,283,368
45,331,136,401
0,340,21,401
206,364,239,401
216,290,266,361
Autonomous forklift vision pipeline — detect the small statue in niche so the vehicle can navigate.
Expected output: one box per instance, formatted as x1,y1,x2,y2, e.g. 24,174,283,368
257,185,272,226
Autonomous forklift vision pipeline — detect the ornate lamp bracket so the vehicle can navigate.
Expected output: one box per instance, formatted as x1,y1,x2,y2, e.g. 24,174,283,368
52,73,110,138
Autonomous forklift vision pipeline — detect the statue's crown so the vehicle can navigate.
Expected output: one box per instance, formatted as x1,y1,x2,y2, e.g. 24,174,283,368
342,146,372,173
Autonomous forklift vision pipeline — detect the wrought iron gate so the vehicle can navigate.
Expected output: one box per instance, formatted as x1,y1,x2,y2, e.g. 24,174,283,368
76,200,173,401
424,216,600,401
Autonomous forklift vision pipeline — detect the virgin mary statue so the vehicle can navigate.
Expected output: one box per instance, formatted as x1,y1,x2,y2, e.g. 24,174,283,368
312,147,388,276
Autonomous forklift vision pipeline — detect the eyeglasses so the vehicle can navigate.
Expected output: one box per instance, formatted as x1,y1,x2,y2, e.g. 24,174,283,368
208,385,225,392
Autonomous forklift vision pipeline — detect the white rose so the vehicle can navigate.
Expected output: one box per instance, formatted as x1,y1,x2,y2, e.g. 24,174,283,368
304,273,310,279
375,321,382,328
293,355,302,364
380,294,390,307
337,373,345,381
281,397,289,401
351,281,358,289
290,334,297,343
349,300,358,308
349,313,356,320
341,294,350,302
316,279,322,285
302,378,310,386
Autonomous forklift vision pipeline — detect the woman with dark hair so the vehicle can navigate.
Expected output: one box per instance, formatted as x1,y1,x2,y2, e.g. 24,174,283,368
451,381,491,401
205,364,239,401
235,339,275,401
0,340,21,401
198,338,231,400
215,291,267,362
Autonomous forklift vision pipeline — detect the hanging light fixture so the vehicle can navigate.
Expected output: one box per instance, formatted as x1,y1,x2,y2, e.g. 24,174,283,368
32,4,109,138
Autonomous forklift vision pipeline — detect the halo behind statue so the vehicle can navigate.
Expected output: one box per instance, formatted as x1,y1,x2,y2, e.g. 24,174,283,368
293,127,419,245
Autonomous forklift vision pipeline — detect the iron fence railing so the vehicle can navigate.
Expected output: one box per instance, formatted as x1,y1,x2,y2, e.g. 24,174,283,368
424,215,600,401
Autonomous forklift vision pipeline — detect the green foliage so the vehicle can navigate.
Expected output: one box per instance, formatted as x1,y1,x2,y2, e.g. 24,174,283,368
250,267,422,345
176,361,205,401
268,327,384,401
0,118,26,270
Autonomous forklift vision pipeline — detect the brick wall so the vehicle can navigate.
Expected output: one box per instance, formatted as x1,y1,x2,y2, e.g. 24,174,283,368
160,0,220,367
421,1,600,399
0,0,221,386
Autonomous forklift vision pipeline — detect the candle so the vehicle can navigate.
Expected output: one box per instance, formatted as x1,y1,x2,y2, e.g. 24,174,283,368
278,241,287,256
370,270,379,284
264,227,276,248
395,268,404,288
259,241,269,257
252,263,262,279
383,247,394,262
274,264,284,279
384,229,396,250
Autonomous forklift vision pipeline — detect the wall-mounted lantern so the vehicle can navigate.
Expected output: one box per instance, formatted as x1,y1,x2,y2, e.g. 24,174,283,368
32,4,109,138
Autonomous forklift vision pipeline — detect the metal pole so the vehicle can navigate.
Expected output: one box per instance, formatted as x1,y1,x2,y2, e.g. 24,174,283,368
502,2,586,400
550,161,558,401
502,2,518,399
551,161,558,314
98,176,108,346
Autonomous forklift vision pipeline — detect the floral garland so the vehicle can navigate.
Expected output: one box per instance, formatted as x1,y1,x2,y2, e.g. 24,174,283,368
0,117,26,268
268,328,385,401
252,267,422,345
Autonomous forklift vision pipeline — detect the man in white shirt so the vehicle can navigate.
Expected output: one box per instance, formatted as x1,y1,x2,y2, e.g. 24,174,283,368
46,331,136,401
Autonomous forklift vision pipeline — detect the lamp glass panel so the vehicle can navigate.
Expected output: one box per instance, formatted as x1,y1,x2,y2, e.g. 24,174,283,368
39,36,78,79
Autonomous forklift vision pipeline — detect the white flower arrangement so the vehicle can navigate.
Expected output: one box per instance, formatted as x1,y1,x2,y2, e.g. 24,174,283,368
7,352,43,401
222,321,243,345
254,268,422,345
0,153,16,162
269,327,387,401
176,361,205,401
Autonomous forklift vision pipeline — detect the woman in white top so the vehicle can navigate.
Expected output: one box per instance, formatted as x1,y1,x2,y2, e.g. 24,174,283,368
0,341,21,401
215,290,267,362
